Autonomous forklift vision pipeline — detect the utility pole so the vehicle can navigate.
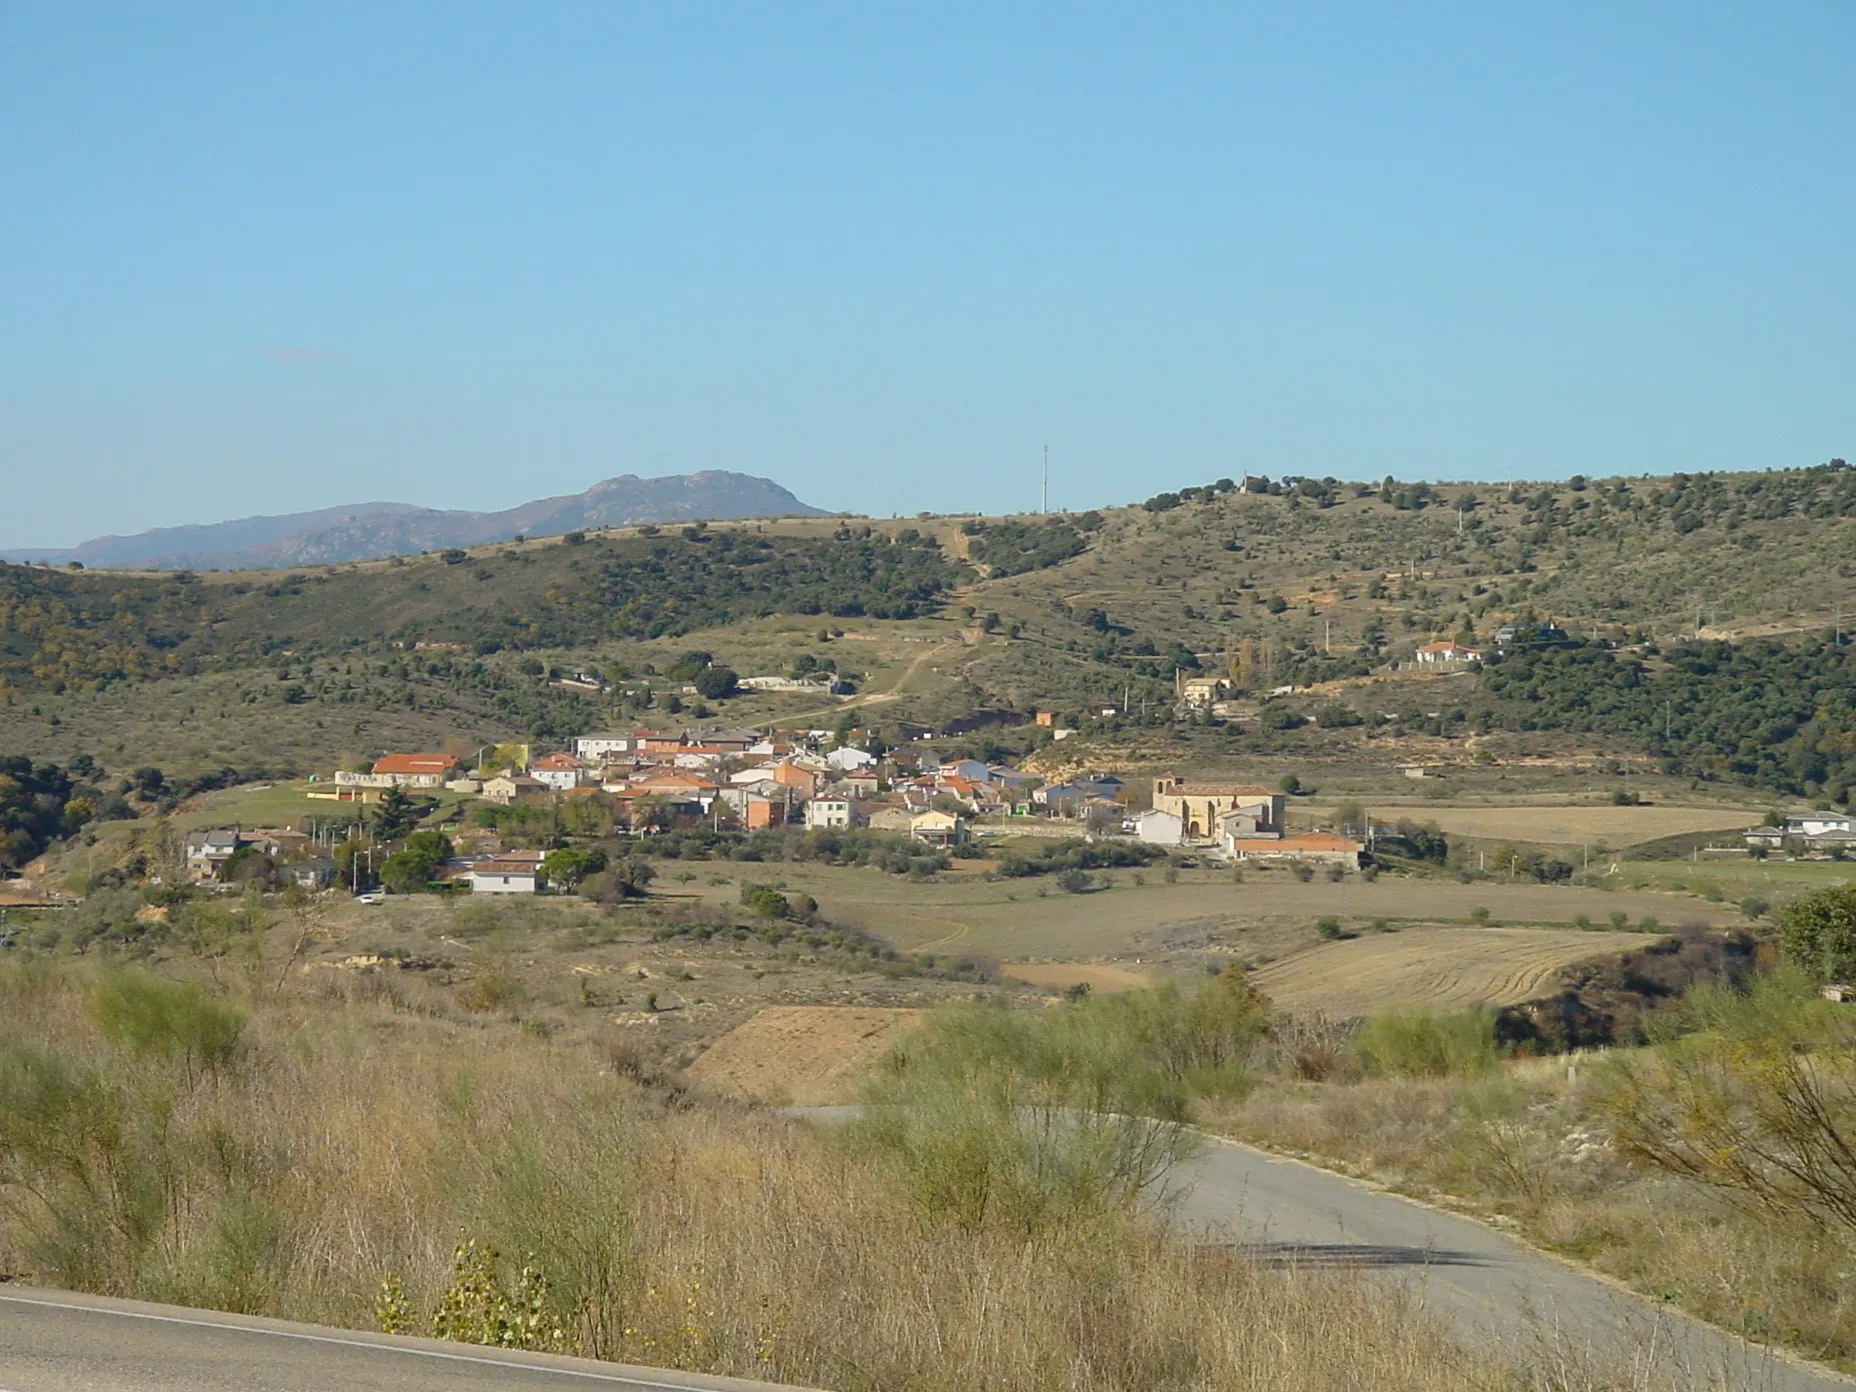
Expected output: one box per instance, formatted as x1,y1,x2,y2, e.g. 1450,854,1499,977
1041,445,1049,515
1324,618,1332,654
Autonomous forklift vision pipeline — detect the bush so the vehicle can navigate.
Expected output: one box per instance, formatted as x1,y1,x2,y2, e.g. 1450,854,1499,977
1289,863,1314,883
854,968,1275,1232
740,884,791,919
1779,885,1856,980
1315,916,1344,940
1054,868,1092,894
90,970,246,1077
1352,1007,1502,1078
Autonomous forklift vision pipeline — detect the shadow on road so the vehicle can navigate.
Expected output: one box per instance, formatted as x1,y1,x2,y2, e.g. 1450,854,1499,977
1231,1241,1493,1270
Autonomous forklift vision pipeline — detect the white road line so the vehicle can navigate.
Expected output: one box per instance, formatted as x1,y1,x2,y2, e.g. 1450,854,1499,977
0,1291,715,1389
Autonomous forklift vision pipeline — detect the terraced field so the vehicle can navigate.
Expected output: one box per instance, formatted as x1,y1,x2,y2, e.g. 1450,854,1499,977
1251,926,1648,1018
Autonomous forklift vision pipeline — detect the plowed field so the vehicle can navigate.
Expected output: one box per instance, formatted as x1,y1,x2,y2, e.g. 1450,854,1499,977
1355,804,1758,846
684,1006,923,1105
1251,926,1646,1018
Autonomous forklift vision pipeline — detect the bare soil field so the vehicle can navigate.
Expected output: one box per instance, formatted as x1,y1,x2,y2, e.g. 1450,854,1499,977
683,1006,923,1105
1343,803,1761,847
1252,926,1649,1018
1000,962,1157,994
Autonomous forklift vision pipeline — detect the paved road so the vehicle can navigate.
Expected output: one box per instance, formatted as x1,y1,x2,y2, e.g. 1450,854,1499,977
0,1285,815,1392
1172,1136,1853,1392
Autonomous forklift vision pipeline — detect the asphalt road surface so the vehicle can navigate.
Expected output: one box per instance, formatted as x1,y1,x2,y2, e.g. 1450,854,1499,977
1172,1135,1854,1391
0,1285,815,1392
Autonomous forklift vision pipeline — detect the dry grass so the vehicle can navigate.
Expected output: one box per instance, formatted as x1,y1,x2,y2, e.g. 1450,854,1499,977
1252,927,1648,1018
0,958,1666,1391
1003,963,1159,994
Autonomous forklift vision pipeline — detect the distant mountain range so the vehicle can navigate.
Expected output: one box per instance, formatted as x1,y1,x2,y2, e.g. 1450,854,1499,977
4,472,829,571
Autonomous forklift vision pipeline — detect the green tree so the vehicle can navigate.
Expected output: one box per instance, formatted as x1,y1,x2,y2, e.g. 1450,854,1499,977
404,829,454,864
373,787,419,841
580,857,656,901
540,846,607,893
693,666,739,700
380,849,440,895
1780,885,1856,982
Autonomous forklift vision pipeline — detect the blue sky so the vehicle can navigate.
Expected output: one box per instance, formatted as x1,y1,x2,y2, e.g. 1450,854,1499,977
2,3,1852,546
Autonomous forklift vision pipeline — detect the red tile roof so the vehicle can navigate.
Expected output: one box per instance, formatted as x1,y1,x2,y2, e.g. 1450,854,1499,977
372,754,460,776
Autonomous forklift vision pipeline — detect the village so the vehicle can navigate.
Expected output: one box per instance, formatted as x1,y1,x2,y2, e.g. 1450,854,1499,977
175,716,1377,895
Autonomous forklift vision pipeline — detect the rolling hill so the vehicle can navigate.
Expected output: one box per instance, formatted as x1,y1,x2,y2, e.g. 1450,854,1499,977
4,458,1855,787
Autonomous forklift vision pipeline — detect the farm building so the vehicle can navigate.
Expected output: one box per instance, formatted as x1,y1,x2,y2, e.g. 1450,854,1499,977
1222,831,1364,867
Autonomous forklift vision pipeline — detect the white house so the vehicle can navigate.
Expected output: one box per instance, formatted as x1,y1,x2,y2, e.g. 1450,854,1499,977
1789,814,1855,838
825,746,878,772
805,798,862,830
572,733,634,763
462,850,544,894
1414,641,1484,665
464,865,540,894
184,829,244,883
1132,809,1184,846
530,752,589,791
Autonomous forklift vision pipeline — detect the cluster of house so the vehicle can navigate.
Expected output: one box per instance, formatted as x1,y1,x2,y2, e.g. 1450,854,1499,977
315,728,1135,851
183,828,338,888
1130,776,1365,865
1744,813,1856,854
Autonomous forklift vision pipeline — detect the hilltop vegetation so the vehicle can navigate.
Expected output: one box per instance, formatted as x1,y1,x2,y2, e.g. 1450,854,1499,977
5,457,1856,782
0,526,962,698
1480,636,1856,799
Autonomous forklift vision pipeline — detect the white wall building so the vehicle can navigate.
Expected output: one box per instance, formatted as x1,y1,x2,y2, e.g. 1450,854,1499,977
572,734,634,763
1133,809,1184,846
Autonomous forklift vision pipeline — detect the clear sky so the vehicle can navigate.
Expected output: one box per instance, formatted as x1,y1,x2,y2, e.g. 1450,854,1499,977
3,3,1852,547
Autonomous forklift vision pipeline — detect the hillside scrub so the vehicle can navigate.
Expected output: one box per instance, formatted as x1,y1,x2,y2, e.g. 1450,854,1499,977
0,959,1613,1392
1350,1006,1503,1078
1480,635,1856,800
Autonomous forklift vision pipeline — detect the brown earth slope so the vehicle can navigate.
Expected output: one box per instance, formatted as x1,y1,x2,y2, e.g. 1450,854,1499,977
684,1005,924,1105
